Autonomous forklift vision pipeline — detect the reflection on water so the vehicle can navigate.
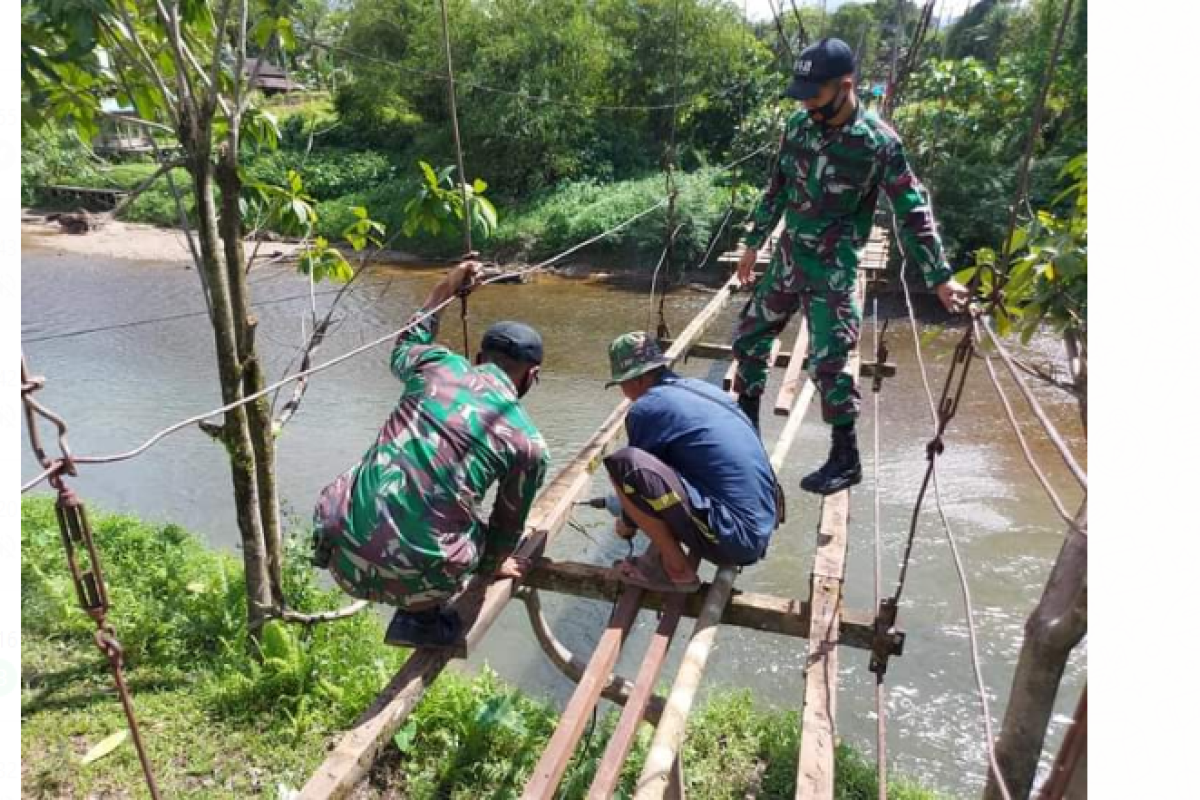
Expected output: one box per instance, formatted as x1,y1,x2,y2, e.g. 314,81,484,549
21,238,1086,797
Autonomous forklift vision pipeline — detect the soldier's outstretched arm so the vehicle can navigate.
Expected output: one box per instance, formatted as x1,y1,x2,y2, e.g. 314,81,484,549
879,139,953,289
390,261,482,379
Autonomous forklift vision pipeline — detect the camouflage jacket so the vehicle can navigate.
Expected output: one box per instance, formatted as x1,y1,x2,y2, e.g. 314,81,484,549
315,312,550,579
744,105,952,291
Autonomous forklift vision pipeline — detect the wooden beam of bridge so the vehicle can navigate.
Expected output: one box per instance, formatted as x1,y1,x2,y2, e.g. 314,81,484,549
794,274,866,800
522,558,900,654
522,576,646,799
298,274,743,800
666,340,895,379
633,565,739,800
588,553,700,799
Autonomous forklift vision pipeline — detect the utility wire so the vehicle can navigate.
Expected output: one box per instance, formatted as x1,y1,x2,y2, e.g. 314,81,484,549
22,288,343,344
304,36,752,114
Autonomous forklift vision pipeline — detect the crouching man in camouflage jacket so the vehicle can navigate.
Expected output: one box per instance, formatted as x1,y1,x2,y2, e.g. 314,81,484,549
313,262,550,648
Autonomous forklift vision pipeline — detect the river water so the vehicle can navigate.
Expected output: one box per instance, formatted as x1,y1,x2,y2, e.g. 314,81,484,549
21,234,1086,798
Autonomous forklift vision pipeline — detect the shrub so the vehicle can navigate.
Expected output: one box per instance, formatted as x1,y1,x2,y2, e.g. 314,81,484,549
243,148,396,201
491,167,755,268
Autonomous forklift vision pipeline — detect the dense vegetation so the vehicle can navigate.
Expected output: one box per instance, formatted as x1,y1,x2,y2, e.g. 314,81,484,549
21,497,944,798
22,0,1086,270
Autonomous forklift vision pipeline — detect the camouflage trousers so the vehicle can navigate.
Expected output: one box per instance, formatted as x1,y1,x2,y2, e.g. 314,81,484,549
324,537,477,612
732,239,862,426
314,469,479,611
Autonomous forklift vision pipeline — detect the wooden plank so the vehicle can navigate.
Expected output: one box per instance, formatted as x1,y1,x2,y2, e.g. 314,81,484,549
588,554,699,799
769,380,819,472
658,341,891,378
795,493,850,800
298,648,455,800
794,273,864,800
299,274,743,800
774,315,812,416
633,566,739,800
523,582,645,799
522,558,895,653
520,588,665,726
462,274,742,655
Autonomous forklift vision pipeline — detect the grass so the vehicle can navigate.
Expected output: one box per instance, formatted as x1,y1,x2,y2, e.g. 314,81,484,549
21,497,947,799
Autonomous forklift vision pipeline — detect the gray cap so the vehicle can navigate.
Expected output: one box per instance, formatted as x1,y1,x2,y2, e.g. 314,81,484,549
481,321,544,365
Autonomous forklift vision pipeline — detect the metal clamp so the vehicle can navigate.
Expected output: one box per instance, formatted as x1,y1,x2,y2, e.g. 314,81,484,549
868,597,906,676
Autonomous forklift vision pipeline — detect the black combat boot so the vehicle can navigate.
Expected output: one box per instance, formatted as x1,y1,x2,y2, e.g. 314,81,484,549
800,424,862,495
384,606,463,649
737,393,762,433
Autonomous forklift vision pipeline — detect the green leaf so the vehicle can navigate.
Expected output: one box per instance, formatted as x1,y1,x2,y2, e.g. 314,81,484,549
352,206,368,219
1006,227,1027,255
276,17,296,52
474,695,528,737
418,161,437,188
472,178,488,194
392,721,418,754
81,730,128,765
954,266,978,285
251,17,275,50
290,199,310,226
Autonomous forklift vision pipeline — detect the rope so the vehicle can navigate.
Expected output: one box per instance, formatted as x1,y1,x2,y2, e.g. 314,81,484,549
653,0,685,338
893,240,1013,800
20,131,768,494
437,0,472,257
20,198,671,491
870,298,889,800
976,317,1087,490
970,317,1081,530
646,226,682,335
993,0,1076,285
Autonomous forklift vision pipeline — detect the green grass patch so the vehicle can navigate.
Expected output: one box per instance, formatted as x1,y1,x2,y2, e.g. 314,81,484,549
23,498,944,798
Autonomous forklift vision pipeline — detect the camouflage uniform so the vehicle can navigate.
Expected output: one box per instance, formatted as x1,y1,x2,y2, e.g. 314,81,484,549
733,105,952,425
312,313,550,610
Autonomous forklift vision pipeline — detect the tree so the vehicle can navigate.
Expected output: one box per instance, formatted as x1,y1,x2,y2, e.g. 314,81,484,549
21,0,375,643
960,154,1087,800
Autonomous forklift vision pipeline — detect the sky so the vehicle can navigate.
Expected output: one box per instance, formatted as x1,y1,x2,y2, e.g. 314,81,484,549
742,0,977,25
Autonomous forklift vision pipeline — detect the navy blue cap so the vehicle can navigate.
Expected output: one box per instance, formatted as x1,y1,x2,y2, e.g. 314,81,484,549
481,321,544,365
784,38,856,100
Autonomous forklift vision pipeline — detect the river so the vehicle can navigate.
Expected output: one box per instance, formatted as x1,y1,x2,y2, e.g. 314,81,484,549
20,233,1086,798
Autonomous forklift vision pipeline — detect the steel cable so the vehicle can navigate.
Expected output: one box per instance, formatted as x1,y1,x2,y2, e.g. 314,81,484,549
893,222,1014,800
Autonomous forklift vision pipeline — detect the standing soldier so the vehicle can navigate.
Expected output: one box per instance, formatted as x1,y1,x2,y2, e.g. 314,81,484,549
312,262,550,648
732,37,968,495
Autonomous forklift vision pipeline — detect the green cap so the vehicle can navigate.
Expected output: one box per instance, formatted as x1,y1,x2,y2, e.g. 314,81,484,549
606,331,670,388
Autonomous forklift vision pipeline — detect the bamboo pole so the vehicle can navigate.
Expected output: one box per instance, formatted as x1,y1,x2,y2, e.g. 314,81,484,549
632,565,739,800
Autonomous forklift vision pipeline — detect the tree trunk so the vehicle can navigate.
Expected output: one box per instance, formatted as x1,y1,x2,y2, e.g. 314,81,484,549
189,153,273,641
215,147,285,605
984,503,1087,800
